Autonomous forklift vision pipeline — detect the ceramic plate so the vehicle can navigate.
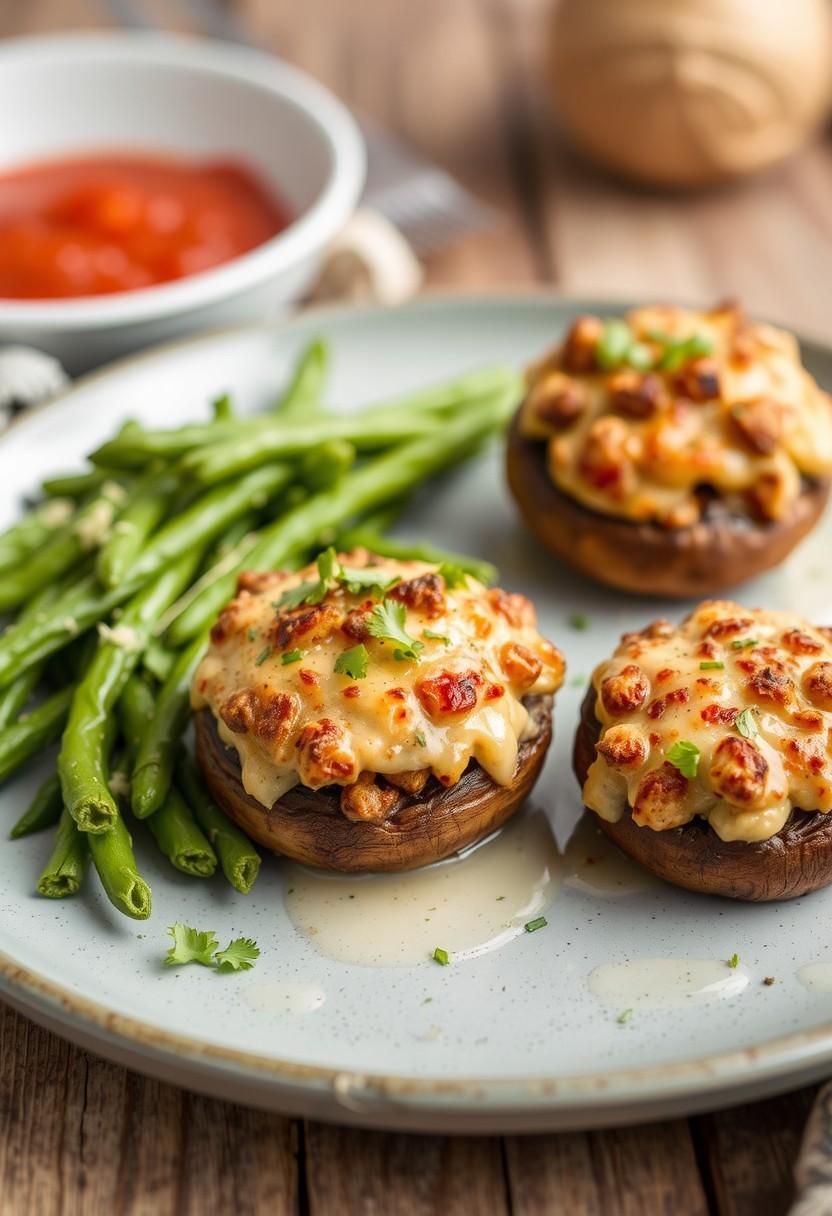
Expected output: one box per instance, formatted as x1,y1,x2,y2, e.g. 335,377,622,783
2,295,832,1133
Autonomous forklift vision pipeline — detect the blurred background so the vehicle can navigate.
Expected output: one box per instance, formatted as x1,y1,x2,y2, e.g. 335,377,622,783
4,0,832,340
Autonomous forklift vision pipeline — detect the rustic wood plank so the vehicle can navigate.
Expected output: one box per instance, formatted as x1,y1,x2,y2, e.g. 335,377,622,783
505,1120,710,1216
693,1087,818,1216
304,1120,509,1216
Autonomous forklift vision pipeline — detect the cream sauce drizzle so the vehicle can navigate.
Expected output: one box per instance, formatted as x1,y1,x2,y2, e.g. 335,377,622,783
243,982,327,1015
283,810,560,967
588,957,750,1010
796,963,832,993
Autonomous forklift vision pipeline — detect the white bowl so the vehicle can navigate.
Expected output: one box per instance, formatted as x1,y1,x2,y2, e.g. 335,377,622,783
0,32,365,372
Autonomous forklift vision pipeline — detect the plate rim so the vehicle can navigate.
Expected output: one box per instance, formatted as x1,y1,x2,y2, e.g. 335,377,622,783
3,288,832,1120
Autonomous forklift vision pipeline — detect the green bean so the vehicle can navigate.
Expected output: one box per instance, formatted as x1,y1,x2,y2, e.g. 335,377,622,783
211,392,234,421
41,469,108,498
145,785,216,877
334,527,498,586
299,439,356,492
0,464,292,690
0,687,73,784
87,807,151,919
178,753,260,894
118,674,155,756
166,381,519,644
0,667,40,731
205,511,260,565
142,638,176,683
273,338,328,418
0,497,75,572
11,773,63,839
131,633,207,819
95,474,175,589
89,366,515,469
36,808,89,898
181,410,451,486
59,548,202,834
0,484,127,613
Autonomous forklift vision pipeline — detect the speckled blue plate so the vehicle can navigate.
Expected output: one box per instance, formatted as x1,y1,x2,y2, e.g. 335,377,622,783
1,295,832,1133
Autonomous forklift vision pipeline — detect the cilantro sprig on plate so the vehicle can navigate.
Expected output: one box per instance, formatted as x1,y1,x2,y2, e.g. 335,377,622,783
164,923,260,974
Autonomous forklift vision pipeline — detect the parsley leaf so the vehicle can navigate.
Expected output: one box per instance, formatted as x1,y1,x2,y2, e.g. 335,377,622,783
165,923,219,968
215,937,261,973
731,637,758,650
367,598,424,661
596,319,635,370
340,566,398,596
438,561,469,590
569,612,589,631
666,739,700,779
423,628,451,645
617,1008,634,1025
433,947,450,966
273,547,342,611
255,646,272,666
649,330,714,371
735,708,757,739
728,952,740,969
334,643,369,679
281,649,303,665
415,729,427,747
699,660,724,670
524,916,548,933
246,627,258,642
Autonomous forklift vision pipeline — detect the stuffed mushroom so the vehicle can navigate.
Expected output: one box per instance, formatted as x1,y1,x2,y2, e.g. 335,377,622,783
573,600,832,900
192,549,564,872
507,302,832,596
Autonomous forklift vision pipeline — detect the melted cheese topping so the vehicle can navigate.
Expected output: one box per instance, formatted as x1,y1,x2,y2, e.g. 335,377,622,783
583,600,832,843
192,552,564,810
519,302,832,527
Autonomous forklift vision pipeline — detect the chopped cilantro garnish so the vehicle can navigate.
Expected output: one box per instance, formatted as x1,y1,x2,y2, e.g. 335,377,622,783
340,566,398,596
246,627,258,642
433,947,450,966
255,646,272,666
617,1008,634,1025
281,649,303,665
730,637,758,650
699,660,724,670
596,319,635,370
496,895,506,902
524,916,547,933
666,739,700,778
438,561,469,589
164,923,218,967
164,924,259,974
728,953,740,969
627,342,653,371
334,643,369,680
735,708,757,739
423,628,451,645
367,598,424,661
215,938,261,973
569,612,589,631
415,729,427,747
649,330,714,371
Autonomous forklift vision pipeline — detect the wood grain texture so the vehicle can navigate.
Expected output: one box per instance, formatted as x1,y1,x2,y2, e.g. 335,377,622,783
304,1121,509,1215
0,0,830,1213
506,1121,710,1216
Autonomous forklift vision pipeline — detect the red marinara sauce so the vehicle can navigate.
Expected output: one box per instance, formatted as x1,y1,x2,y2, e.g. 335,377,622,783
0,152,291,299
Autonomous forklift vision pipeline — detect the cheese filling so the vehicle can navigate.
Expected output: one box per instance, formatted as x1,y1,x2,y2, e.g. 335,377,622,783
583,600,832,843
519,302,832,528
192,552,564,811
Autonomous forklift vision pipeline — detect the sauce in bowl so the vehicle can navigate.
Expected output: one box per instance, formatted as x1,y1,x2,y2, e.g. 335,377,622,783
0,152,291,299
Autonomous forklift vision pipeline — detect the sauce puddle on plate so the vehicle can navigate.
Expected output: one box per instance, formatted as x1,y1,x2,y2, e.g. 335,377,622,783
243,982,327,1015
588,958,750,1010
282,810,655,968
796,962,832,992
283,809,560,967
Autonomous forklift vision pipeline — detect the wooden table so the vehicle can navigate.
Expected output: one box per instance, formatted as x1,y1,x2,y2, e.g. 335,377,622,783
3,0,832,1211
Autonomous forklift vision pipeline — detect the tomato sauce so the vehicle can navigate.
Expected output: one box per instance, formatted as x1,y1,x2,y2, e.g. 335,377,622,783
0,152,291,299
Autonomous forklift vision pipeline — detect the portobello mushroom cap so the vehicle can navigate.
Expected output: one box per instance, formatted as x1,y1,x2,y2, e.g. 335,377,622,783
573,686,832,901
507,411,830,599
195,695,553,872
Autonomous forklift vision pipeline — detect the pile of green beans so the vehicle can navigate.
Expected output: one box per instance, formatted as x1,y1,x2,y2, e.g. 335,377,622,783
0,338,521,921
